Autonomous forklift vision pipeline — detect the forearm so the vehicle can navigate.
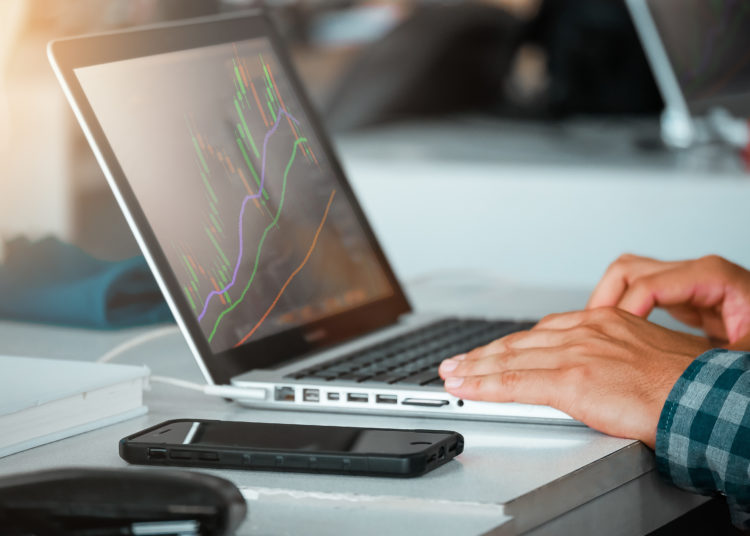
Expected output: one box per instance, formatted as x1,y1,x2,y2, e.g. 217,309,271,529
656,349,750,529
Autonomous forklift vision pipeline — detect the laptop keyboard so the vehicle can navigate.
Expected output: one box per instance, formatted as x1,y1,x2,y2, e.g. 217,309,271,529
286,318,536,387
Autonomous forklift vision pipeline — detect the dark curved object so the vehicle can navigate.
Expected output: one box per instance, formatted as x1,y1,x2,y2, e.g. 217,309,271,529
0,467,247,535
324,3,524,131
530,0,663,116
324,0,662,129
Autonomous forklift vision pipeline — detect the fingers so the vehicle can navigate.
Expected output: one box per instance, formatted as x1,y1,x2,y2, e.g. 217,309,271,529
534,311,588,330
587,254,677,310
445,310,606,367
440,347,563,378
456,328,548,362
616,262,724,317
443,368,564,407
440,330,583,378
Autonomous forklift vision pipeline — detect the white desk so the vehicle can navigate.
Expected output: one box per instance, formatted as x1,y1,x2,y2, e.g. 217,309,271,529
0,277,706,535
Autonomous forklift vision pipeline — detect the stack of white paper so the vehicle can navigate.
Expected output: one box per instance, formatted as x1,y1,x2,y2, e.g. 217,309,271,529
0,356,149,457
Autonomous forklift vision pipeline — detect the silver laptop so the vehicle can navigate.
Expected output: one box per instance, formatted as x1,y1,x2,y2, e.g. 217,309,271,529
626,0,750,147
48,11,573,424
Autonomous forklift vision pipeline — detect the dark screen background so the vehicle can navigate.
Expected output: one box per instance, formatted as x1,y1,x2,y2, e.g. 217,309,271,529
75,39,394,354
647,0,750,106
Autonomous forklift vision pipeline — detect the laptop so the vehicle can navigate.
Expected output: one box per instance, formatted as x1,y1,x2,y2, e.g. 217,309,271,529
626,0,750,147
48,11,572,424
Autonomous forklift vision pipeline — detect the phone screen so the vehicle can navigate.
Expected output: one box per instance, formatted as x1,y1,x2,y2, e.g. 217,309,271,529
130,421,447,455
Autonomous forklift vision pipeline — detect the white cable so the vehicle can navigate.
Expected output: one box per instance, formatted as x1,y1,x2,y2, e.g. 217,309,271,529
97,325,267,400
150,375,267,400
97,325,181,363
149,375,205,392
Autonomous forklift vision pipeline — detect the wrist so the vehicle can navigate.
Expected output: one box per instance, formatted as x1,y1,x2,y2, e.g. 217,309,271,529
728,332,750,352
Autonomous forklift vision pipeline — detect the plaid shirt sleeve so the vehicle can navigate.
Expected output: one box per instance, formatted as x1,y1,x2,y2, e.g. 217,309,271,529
655,348,750,529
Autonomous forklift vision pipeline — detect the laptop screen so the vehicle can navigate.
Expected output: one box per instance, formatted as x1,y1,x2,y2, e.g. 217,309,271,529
74,38,395,354
646,0,750,114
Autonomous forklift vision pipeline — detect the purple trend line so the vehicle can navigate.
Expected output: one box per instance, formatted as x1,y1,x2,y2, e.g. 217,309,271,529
197,106,300,321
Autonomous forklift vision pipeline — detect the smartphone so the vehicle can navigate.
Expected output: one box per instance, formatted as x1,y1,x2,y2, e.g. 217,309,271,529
120,419,464,478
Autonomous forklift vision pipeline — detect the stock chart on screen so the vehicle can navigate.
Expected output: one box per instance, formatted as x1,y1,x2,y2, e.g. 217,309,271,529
648,0,750,104
75,39,394,353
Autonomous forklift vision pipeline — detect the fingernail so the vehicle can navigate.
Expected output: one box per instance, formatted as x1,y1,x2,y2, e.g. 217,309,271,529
445,377,464,388
454,353,467,361
441,359,458,372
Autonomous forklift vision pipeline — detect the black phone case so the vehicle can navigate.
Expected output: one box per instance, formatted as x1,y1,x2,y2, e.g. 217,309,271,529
119,419,464,478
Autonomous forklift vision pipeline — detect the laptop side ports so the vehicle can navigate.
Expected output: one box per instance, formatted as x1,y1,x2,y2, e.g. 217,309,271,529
375,394,397,404
303,389,320,402
274,386,295,402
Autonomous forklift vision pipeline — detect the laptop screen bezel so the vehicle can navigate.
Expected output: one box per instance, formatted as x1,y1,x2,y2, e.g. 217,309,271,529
48,11,412,385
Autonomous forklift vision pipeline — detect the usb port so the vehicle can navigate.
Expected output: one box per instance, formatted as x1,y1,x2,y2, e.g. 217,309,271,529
327,392,340,401
347,393,368,403
376,394,397,405
274,386,295,402
303,389,319,402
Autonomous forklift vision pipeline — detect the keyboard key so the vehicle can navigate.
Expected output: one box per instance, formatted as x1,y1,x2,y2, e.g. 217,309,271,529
367,372,409,384
310,371,340,380
397,370,441,386
284,319,538,382
335,372,374,382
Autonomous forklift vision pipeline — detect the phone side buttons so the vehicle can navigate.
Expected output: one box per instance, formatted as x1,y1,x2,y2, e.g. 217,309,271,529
309,455,367,472
243,453,275,467
169,450,193,460
243,453,309,469
240,453,369,473
278,455,307,469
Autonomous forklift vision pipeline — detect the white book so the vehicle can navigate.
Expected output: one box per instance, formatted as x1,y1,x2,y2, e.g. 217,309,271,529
0,355,149,458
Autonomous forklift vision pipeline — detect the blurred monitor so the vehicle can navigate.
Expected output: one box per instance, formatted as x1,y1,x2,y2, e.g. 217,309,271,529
627,0,750,118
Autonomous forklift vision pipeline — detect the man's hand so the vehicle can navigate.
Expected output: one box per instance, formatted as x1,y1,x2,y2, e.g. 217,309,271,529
439,308,712,447
587,254,750,349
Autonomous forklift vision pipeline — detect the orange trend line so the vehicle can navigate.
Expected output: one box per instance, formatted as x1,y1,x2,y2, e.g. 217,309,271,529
217,154,229,175
267,62,318,164
236,168,254,195
249,79,270,128
233,44,248,86
266,63,288,112
307,146,320,166
265,62,305,146
225,155,236,174
234,189,336,346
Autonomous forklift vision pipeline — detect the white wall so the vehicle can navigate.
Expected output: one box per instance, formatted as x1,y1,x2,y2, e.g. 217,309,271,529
342,157,750,289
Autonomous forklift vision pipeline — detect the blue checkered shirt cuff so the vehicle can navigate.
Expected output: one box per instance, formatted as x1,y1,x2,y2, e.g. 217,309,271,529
655,348,750,529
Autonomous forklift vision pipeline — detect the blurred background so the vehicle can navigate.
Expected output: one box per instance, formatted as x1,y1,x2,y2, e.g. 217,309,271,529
1,0,749,290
